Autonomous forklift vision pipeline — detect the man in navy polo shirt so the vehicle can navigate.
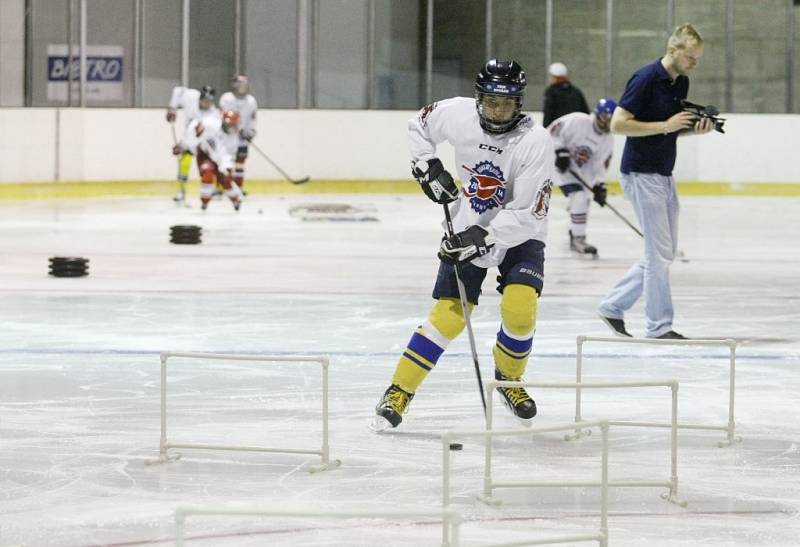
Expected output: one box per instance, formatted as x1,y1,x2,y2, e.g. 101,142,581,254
598,24,714,339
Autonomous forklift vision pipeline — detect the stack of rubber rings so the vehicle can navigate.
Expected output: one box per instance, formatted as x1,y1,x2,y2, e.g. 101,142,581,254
48,256,89,277
169,225,202,245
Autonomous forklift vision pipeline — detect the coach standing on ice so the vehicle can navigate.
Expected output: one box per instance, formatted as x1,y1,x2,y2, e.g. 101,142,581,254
597,24,714,340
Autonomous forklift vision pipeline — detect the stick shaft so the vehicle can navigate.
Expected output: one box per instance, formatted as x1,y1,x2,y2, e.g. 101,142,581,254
250,142,309,184
567,168,643,238
442,203,487,416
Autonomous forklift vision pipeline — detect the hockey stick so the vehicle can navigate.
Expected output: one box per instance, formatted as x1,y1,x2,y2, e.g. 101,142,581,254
442,203,488,417
169,122,191,208
568,168,642,237
567,168,688,261
250,142,311,185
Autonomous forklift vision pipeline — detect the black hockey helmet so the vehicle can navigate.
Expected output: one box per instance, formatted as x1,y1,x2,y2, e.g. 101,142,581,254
199,85,216,110
474,59,527,134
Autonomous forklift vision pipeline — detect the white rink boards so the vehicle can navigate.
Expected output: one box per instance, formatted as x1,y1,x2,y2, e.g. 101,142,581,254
0,193,798,546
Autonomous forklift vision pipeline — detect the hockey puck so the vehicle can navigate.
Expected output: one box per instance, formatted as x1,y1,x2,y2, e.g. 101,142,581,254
449,443,463,451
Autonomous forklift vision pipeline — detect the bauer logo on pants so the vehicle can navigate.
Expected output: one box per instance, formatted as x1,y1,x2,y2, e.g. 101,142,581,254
461,161,506,214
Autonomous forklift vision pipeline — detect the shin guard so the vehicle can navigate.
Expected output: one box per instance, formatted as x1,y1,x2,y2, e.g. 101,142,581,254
391,298,471,393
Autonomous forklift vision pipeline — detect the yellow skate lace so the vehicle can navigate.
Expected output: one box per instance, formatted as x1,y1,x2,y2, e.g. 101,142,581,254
386,387,412,414
499,378,531,407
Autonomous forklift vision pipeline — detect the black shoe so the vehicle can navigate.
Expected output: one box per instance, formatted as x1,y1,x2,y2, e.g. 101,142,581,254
495,369,537,420
599,314,632,337
655,330,688,340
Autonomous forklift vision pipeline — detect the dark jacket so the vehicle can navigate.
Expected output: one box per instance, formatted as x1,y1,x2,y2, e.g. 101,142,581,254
542,81,590,127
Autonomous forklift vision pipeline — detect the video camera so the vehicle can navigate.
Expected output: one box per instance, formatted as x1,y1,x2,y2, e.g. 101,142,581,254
681,100,726,134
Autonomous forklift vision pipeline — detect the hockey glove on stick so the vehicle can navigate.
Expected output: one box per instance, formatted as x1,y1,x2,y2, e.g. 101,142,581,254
592,182,607,207
412,158,459,204
438,225,495,265
554,148,571,173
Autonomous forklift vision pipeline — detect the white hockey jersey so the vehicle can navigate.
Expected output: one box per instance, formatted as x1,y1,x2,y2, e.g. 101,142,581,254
168,87,204,126
179,108,237,172
219,92,258,140
547,112,613,188
408,97,555,269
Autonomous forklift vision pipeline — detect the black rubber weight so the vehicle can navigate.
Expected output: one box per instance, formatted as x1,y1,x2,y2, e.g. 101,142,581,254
49,257,89,265
170,225,202,233
449,443,463,451
49,257,89,277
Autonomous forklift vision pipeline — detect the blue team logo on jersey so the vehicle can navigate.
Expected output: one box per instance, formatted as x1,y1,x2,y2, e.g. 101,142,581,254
573,145,593,168
462,160,506,213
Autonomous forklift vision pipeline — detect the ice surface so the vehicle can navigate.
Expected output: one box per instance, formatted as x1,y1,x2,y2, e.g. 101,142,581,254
0,193,798,546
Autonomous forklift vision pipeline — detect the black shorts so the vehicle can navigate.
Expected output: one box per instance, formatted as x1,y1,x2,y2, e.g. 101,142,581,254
432,239,545,305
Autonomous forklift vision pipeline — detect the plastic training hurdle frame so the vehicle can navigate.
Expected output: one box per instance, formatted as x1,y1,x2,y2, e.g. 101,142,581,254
575,336,741,448
145,351,341,472
441,420,610,547
174,506,463,547
486,379,684,507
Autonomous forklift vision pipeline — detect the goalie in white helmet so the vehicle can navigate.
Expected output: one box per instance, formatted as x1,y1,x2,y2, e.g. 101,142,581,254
371,59,555,431
548,98,617,256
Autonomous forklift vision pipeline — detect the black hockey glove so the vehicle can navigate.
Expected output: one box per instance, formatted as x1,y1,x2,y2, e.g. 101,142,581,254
554,148,571,173
412,158,459,204
438,225,495,265
592,182,607,207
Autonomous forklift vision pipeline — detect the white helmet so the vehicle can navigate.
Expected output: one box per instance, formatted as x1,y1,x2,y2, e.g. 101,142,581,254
548,62,568,77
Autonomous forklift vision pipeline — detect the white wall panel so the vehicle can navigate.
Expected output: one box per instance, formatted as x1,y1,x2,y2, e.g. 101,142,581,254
0,109,798,184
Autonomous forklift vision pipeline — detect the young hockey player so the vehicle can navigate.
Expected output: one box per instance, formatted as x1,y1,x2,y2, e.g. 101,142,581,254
371,59,555,431
218,75,258,194
172,109,243,211
166,85,217,204
548,98,617,256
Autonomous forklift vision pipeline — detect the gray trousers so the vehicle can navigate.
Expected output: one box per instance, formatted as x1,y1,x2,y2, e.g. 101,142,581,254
598,172,679,337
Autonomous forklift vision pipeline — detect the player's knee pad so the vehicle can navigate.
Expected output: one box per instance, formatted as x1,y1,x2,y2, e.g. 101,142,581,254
427,297,472,341
500,284,538,338
200,183,214,198
495,284,538,378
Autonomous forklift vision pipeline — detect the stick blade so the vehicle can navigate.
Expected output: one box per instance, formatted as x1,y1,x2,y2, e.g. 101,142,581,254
291,176,311,185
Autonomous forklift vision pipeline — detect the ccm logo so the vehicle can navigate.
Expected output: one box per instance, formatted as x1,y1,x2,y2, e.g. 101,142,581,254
479,143,503,154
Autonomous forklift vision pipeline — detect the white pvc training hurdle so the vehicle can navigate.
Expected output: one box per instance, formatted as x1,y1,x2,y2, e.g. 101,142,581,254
174,505,462,547
486,379,684,507
144,351,341,472
441,420,610,547
575,336,742,447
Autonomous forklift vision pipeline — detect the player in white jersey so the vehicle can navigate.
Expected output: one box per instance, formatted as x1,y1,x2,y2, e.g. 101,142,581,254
166,85,216,204
548,98,617,256
218,75,258,194
173,109,243,211
371,59,555,431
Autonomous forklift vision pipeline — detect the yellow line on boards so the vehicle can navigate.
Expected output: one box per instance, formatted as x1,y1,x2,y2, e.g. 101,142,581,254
1,179,799,200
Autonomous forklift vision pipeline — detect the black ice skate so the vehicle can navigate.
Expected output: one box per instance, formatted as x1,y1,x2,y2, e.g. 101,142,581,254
495,369,537,421
370,384,414,432
569,230,598,256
